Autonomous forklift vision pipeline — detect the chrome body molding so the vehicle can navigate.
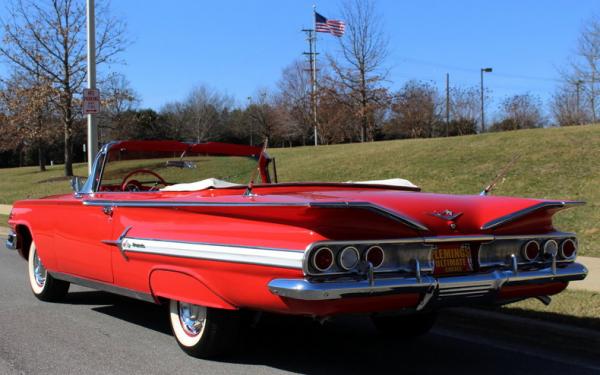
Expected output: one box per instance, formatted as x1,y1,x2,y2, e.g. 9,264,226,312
268,262,588,302
83,199,430,232
118,237,305,269
481,201,586,230
50,271,155,303
5,230,17,250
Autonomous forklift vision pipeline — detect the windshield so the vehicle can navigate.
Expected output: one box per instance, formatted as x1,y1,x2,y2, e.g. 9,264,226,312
99,150,260,192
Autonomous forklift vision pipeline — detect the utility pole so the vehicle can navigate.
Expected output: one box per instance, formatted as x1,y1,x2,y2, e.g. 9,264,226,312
86,0,97,174
446,73,450,137
480,67,492,133
302,6,319,146
575,80,583,125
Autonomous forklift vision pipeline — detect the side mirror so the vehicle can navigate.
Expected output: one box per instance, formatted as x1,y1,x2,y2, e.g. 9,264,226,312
70,176,84,192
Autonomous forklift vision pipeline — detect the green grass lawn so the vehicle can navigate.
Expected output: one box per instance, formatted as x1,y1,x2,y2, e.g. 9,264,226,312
0,214,8,228
1,125,598,255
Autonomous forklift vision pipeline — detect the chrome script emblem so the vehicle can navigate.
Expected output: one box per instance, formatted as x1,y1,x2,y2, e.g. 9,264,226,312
430,209,462,221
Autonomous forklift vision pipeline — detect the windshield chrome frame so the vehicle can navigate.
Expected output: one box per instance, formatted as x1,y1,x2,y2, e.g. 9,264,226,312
77,141,117,196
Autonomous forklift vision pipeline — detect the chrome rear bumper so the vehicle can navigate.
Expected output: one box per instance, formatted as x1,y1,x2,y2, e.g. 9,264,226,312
5,230,16,250
268,262,588,301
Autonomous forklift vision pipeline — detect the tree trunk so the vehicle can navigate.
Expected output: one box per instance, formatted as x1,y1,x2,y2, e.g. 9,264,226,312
38,143,46,171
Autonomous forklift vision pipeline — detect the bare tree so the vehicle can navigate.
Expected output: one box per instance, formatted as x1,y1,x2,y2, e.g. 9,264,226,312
97,72,139,141
492,93,545,131
566,15,600,123
444,86,481,136
247,88,282,143
550,83,589,126
330,0,389,142
384,81,442,139
0,70,59,171
276,60,313,145
0,0,127,176
185,84,233,143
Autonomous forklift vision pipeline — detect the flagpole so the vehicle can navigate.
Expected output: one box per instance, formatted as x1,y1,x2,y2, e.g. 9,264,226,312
312,4,318,146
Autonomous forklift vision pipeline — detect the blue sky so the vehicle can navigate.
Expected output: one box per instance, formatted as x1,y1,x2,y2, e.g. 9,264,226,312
2,0,599,116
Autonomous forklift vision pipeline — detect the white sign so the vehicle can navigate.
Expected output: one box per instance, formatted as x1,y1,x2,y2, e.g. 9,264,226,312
83,88,101,115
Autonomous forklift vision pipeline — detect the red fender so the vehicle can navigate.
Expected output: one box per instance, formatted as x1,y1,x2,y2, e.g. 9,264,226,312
148,269,237,310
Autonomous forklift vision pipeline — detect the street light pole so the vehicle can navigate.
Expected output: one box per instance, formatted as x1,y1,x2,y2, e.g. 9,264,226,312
480,67,492,133
86,0,97,175
575,80,583,125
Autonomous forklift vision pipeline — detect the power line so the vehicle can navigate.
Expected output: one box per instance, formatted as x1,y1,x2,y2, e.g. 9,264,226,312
396,56,564,83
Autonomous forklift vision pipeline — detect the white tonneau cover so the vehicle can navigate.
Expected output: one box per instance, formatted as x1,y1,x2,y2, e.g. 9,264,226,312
161,178,242,192
345,178,419,189
161,177,418,192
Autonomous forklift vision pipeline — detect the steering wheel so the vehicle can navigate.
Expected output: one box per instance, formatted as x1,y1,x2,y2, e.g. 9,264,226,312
121,169,167,191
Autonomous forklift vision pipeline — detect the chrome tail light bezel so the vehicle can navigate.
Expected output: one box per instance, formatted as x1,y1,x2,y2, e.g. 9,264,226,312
521,240,541,262
560,239,577,260
365,245,385,269
338,246,360,271
312,247,335,272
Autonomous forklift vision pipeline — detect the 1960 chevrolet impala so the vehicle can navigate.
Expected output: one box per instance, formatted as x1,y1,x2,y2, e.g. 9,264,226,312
6,140,588,358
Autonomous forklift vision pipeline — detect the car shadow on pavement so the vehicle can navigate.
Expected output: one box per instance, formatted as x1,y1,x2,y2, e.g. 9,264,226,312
66,290,172,335
67,290,599,375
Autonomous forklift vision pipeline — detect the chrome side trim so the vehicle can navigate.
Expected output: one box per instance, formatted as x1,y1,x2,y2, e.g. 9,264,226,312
268,262,588,301
309,202,429,231
49,271,155,303
84,200,314,208
481,201,586,230
118,237,304,269
101,226,133,260
6,230,17,250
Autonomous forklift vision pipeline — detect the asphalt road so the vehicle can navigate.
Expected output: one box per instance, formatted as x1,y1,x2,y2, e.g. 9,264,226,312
0,244,598,375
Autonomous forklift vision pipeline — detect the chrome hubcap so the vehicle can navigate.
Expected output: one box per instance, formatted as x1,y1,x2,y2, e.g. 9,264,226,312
178,302,205,336
33,252,46,287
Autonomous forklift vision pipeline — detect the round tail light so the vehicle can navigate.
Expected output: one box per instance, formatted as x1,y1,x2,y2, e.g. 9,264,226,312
365,246,385,269
339,246,360,270
543,240,558,257
560,239,577,259
522,240,540,261
312,247,334,272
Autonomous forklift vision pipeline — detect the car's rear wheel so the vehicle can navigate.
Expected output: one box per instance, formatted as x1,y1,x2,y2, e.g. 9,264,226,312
28,242,69,301
371,311,437,337
169,300,240,358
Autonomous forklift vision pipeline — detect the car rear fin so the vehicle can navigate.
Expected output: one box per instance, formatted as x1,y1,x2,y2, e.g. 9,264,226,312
480,201,585,231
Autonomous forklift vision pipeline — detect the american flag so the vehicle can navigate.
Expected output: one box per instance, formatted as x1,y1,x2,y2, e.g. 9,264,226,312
315,12,345,37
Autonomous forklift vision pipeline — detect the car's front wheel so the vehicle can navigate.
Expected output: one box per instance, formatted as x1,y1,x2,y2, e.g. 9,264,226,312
371,311,437,337
169,300,240,358
28,242,70,301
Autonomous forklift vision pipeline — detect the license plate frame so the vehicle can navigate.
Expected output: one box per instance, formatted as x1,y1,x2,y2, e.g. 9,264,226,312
432,243,473,275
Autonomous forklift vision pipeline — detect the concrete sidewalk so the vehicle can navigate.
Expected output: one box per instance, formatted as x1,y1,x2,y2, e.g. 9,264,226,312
0,204,598,292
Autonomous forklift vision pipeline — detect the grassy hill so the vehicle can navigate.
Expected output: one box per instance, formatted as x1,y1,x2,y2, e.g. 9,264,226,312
1,125,598,256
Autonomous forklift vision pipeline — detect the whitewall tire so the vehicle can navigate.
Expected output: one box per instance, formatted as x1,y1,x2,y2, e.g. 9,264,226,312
27,242,69,301
169,300,240,358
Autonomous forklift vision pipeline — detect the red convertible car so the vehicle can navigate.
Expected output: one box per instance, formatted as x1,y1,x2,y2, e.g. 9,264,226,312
6,140,588,358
